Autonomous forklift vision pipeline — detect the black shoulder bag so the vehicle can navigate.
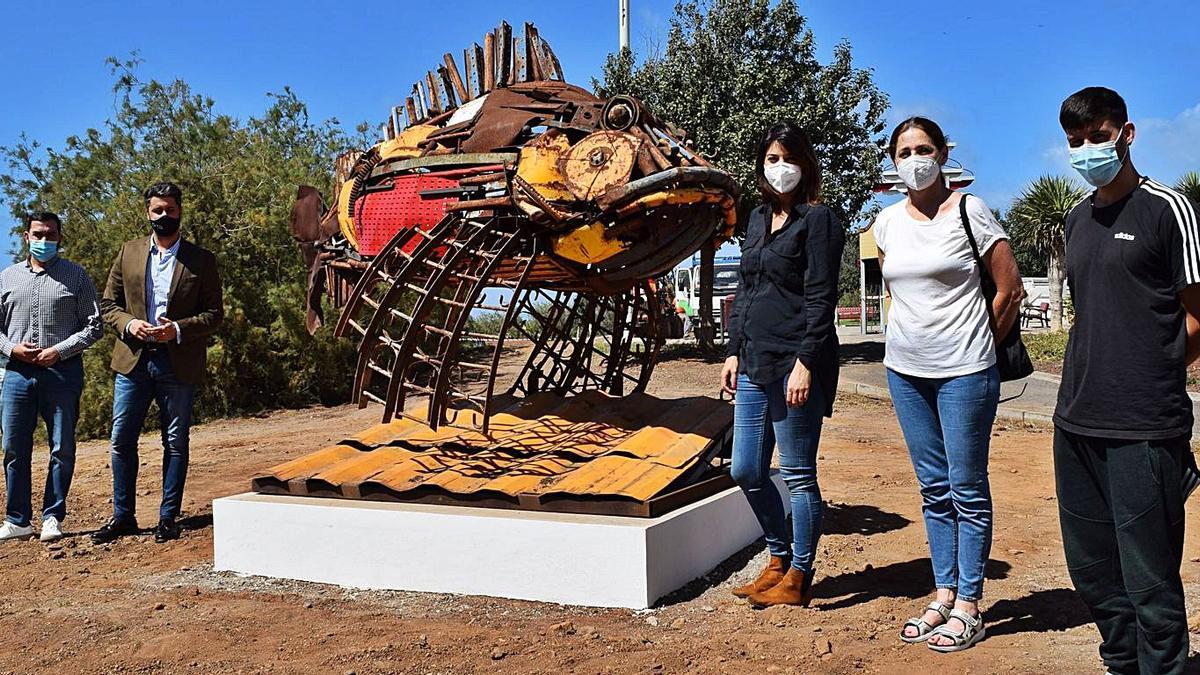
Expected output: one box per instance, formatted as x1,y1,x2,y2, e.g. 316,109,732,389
959,194,1034,382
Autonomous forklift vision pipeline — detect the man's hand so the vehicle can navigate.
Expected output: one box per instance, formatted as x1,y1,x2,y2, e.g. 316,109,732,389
786,359,812,408
148,317,177,342
720,356,739,396
127,319,156,341
10,341,41,364
32,346,60,367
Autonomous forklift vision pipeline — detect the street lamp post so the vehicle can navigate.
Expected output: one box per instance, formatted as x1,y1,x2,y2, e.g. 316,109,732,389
620,0,630,51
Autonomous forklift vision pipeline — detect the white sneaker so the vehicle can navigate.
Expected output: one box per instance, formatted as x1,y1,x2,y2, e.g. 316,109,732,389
40,516,63,542
0,521,34,541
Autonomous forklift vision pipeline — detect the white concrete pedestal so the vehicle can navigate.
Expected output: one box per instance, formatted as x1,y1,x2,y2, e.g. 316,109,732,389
213,476,785,609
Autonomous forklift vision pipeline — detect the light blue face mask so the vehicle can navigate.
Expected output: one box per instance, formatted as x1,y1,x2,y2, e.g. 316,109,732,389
1069,128,1128,188
28,240,58,262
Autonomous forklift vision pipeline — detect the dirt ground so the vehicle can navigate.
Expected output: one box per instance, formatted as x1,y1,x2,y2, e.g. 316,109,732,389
2,354,1199,674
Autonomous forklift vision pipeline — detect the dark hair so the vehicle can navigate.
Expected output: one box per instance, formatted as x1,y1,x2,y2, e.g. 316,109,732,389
26,211,63,235
888,116,949,161
143,181,184,209
755,121,821,207
1060,86,1128,132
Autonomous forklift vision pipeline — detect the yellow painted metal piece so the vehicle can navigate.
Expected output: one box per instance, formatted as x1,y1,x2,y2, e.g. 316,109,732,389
615,188,732,219
551,187,737,265
558,131,640,201
513,129,574,220
551,220,628,264
335,181,359,249
377,124,437,161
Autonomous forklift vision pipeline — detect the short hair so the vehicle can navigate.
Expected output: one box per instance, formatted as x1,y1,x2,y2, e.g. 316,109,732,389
26,211,63,235
1060,87,1128,132
143,181,184,209
755,121,822,207
888,116,949,160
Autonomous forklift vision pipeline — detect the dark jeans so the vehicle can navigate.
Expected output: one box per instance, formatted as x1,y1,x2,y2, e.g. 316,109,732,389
1054,427,1190,675
886,365,999,602
110,350,196,522
2,358,84,527
731,373,825,572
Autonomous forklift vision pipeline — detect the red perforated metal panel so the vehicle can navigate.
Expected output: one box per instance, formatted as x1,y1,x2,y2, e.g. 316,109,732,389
354,175,457,256
352,165,507,257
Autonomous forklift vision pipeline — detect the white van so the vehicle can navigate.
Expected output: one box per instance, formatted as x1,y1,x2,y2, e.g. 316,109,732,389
670,243,741,332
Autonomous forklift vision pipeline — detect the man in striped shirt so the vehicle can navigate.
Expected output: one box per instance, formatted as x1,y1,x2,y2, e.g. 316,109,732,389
1053,87,1200,675
0,212,103,543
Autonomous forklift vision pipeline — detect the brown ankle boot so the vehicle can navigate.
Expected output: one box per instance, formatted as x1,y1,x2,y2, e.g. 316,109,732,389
747,567,813,608
732,555,790,598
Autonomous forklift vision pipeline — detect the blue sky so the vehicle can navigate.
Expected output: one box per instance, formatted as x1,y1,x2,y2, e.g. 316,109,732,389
1,0,1197,228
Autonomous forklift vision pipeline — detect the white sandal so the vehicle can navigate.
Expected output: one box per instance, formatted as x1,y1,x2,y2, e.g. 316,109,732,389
899,601,951,643
927,609,986,652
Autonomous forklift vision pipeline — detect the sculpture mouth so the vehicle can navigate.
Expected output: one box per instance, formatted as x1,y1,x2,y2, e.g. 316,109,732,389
545,165,739,280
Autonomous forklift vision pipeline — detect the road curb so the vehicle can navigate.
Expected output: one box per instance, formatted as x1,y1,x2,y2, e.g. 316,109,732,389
837,380,1056,426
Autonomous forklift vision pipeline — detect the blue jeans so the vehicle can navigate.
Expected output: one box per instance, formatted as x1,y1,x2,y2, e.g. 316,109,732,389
2,358,84,527
887,365,999,601
110,350,196,522
731,373,825,572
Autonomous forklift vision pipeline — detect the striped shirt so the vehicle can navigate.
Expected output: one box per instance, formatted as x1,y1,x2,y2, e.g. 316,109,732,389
0,256,104,361
1056,178,1200,440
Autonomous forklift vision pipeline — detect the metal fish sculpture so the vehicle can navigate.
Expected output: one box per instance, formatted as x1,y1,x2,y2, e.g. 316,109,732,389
290,21,739,434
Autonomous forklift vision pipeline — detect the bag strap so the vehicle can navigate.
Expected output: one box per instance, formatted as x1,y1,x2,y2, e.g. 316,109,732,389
958,193,992,283
958,193,999,327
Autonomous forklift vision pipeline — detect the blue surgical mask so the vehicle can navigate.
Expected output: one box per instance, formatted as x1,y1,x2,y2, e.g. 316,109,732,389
28,240,58,262
1069,129,1129,188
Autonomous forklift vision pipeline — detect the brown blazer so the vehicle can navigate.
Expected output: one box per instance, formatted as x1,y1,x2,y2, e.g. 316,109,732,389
100,237,224,385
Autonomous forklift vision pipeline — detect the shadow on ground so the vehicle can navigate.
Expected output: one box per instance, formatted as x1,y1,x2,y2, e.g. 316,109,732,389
984,587,1092,637
655,537,767,607
839,341,885,366
179,513,214,532
655,502,911,607
822,502,911,536
812,557,1013,611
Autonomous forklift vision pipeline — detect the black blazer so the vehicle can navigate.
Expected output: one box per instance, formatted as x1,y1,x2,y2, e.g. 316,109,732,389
726,203,844,416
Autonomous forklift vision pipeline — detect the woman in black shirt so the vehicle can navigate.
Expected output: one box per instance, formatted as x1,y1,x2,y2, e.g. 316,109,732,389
721,122,844,607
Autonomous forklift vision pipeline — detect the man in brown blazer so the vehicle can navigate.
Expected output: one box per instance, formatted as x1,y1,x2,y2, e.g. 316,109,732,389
93,182,223,544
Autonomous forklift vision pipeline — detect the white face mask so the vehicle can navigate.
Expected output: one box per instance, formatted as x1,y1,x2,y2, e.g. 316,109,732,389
897,155,941,191
764,162,803,194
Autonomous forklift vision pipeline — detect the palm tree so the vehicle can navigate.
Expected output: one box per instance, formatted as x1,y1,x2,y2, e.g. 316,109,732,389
1007,175,1087,332
1175,171,1200,206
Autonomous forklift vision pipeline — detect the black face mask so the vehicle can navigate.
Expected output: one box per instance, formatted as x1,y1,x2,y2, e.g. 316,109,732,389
150,214,181,236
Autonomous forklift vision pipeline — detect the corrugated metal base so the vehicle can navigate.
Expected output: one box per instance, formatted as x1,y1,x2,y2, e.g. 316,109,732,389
251,391,734,517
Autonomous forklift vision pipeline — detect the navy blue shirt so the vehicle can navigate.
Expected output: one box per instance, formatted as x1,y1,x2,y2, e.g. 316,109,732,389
726,202,844,416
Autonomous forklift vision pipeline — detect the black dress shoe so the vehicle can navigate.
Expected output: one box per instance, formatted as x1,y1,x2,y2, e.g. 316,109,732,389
91,517,139,544
154,518,179,544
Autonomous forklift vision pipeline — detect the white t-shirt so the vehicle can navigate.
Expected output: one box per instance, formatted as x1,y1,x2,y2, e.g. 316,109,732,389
873,194,1007,378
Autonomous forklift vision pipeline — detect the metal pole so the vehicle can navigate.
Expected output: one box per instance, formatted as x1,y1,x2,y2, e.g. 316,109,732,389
619,0,630,52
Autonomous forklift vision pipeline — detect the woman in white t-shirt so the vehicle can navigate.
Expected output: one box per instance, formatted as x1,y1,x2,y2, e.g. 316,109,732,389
872,117,1023,652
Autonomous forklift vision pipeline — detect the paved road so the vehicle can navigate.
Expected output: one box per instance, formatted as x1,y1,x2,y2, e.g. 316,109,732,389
834,328,1200,432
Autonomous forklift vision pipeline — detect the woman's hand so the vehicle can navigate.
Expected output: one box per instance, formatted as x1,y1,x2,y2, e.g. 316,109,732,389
721,356,739,396
786,359,811,408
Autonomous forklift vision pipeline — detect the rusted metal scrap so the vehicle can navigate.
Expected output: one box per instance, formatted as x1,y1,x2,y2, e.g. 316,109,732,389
290,21,739,435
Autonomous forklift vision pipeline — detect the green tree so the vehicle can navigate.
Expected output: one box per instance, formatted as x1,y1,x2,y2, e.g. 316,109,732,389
1007,175,1087,332
596,0,888,339
997,207,1047,277
0,56,363,438
596,0,888,229
1175,171,1200,205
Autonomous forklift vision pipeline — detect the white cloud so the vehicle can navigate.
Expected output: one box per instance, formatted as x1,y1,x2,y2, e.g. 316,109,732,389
1133,103,1200,181
1037,102,1200,183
